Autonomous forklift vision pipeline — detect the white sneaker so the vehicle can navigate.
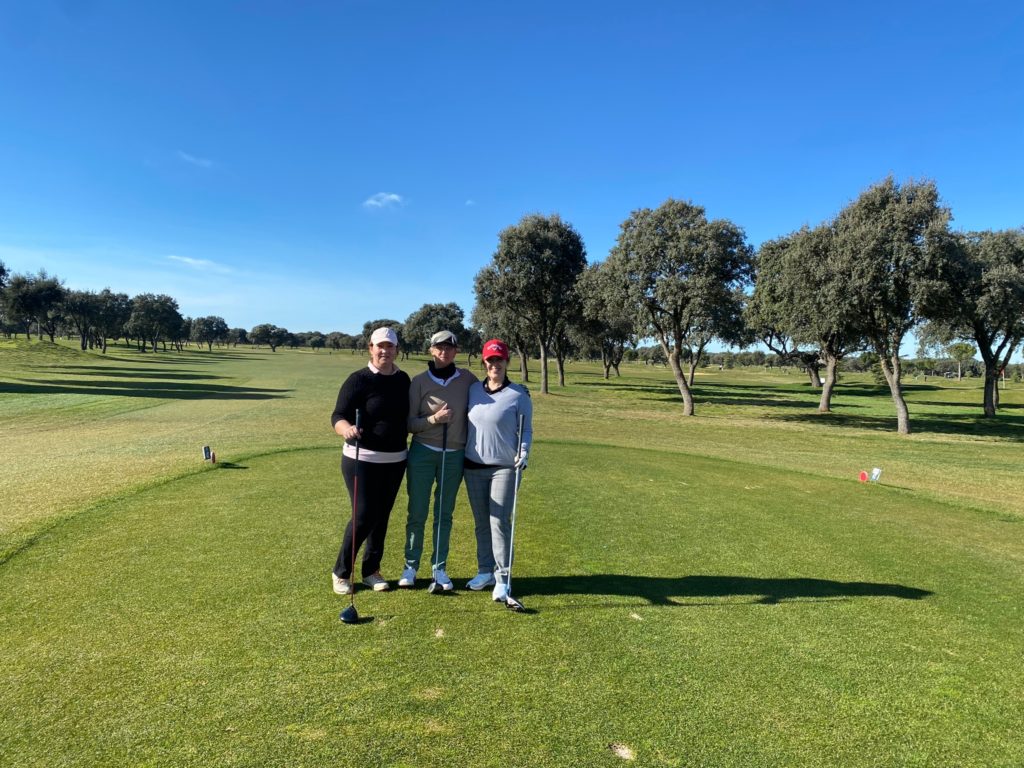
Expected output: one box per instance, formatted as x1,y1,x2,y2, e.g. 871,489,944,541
466,571,496,591
332,573,353,595
362,571,390,591
432,568,454,591
492,583,509,602
398,566,416,588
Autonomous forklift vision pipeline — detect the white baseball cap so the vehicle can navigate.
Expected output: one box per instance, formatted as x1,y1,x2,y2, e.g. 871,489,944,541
370,327,399,346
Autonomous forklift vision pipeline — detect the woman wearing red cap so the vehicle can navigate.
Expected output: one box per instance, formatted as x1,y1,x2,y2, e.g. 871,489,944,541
463,338,533,603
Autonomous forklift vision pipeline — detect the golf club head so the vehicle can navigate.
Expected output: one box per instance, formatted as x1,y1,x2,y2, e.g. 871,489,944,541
339,604,359,624
505,596,526,613
426,581,438,594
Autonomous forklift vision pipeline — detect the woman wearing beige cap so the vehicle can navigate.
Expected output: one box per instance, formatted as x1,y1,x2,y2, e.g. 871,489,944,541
329,326,410,595
400,330,479,591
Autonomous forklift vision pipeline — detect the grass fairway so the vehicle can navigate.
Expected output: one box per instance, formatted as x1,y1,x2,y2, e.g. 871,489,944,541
1,339,1023,766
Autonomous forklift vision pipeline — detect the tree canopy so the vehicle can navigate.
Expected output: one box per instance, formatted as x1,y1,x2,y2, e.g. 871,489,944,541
606,198,753,415
832,177,952,434
403,303,466,352
473,213,586,393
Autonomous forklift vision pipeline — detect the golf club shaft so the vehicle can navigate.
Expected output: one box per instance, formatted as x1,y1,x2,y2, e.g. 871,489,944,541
433,422,448,576
506,413,525,600
350,409,361,606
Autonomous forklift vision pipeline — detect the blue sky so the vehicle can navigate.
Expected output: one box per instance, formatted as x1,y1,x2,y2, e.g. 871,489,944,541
1,1,1023,337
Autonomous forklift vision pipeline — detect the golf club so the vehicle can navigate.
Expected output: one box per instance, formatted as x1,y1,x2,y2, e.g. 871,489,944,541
340,409,362,625
504,413,526,613
427,422,451,594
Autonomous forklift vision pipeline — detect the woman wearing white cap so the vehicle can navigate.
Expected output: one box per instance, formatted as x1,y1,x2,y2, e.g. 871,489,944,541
463,338,533,603
400,330,479,590
329,326,410,595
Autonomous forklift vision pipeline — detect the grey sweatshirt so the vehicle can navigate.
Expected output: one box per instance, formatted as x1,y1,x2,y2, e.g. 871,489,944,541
465,380,533,467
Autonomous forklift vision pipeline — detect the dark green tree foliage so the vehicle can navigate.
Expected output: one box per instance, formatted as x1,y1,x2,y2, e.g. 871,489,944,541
460,327,484,363
4,271,67,341
191,316,229,351
3,274,35,337
472,267,532,381
307,332,326,351
227,328,249,347
63,290,101,350
473,213,586,393
403,303,466,353
127,294,184,352
250,323,289,352
575,261,637,379
832,177,952,434
95,290,130,352
943,229,1024,415
607,199,753,415
748,226,863,413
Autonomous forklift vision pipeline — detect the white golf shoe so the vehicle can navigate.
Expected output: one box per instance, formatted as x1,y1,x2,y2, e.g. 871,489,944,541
466,571,496,591
332,573,354,595
398,566,417,588
492,583,509,602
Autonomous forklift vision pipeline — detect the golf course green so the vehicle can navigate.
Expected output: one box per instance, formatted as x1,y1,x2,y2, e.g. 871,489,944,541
1,338,1022,767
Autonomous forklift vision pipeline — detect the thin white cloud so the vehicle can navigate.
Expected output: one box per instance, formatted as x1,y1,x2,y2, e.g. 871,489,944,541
465,199,476,206
362,192,403,209
177,150,213,169
167,255,232,274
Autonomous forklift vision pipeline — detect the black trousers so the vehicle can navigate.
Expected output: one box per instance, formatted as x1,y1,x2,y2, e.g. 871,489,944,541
333,456,407,580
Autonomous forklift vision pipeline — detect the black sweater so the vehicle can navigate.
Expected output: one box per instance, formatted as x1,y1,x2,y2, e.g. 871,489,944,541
331,367,411,453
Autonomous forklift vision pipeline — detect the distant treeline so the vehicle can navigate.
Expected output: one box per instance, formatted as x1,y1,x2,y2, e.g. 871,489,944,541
2,175,1022,435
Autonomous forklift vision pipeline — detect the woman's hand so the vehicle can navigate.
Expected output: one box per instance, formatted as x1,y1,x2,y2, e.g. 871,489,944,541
430,405,452,424
337,421,363,440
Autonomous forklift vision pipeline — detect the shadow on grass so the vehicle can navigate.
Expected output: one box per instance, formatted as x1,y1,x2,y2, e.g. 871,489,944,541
775,410,1024,440
0,379,291,400
33,365,222,380
216,462,248,469
515,574,931,605
577,379,834,409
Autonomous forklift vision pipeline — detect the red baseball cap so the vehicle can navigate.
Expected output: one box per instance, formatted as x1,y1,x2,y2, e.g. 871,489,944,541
482,338,510,361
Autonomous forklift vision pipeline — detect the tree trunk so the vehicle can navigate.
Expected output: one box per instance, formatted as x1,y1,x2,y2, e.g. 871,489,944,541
515,346,529,381
687,359,698,388
808,366,822,387
983,369,997,416
880,354,910,434
663,341,694,416
818,356,838,413
555,353,566,387
538,341,549,394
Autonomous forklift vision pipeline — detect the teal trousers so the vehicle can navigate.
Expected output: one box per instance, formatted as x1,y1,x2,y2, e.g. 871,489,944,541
403,440,464,571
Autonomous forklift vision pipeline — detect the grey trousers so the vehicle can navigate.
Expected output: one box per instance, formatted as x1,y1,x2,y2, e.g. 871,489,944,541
463,466,518,584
